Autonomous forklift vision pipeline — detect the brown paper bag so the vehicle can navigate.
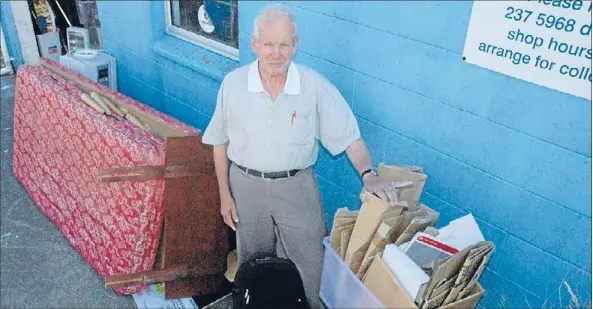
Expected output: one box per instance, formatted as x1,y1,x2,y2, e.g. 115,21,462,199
391,205,428,242
394,205,440,246
378,164,428,207
339,225,355,259
344,193,392,273
329,208,358,252
382,206,405,220
355,213,405,279
331,223,355,253
332,208,359,226
356,223,390,279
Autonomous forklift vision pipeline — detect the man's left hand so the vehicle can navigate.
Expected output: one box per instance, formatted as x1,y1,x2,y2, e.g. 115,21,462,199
360,174,412,206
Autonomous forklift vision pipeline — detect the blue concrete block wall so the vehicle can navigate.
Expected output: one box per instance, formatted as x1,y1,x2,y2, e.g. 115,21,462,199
95,1,591,308
95,1,237,129
0,1,25,69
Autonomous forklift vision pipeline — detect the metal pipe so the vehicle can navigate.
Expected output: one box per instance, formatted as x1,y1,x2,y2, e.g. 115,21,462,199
52,0,72,27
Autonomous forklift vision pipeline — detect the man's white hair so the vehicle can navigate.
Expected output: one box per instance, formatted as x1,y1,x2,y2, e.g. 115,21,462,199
252,4,298,42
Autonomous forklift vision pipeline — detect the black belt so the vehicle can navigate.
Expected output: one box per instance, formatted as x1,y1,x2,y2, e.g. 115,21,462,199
235,164,300,179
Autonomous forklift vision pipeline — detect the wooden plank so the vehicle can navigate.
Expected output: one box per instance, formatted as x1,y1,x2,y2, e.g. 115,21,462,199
162,136,229,299
104,265,189,289
100,163,214,182
39,60,187,139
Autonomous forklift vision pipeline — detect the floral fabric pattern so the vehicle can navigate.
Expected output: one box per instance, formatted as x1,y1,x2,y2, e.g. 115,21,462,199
12,60,200,295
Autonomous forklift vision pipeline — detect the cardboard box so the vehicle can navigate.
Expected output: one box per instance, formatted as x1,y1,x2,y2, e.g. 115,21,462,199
36,31,61,63
362,256,418,309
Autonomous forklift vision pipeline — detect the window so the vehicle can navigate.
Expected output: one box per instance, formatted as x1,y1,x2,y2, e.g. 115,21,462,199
165,0,239,60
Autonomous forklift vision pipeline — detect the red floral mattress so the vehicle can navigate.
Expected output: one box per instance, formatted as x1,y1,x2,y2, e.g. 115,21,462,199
12,59,200,294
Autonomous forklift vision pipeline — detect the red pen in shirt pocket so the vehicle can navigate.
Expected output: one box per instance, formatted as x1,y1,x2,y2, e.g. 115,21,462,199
291,111,297,126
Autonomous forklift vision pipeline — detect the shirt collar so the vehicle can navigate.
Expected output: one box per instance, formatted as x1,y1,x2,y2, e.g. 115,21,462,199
248,60,301,95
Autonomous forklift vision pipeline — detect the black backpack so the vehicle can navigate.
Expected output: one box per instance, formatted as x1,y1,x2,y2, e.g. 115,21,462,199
232,257,310,309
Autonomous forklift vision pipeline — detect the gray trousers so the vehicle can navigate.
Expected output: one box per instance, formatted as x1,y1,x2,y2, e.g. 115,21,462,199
229,163,327,309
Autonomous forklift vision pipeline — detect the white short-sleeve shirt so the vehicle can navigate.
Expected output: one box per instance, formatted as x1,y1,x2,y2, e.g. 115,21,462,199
202,60,361,172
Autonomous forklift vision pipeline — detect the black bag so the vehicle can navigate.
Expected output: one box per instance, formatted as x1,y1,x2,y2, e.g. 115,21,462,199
232,257,310,309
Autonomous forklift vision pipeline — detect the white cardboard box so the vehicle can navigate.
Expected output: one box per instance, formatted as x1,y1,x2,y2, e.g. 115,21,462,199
36,31,61,63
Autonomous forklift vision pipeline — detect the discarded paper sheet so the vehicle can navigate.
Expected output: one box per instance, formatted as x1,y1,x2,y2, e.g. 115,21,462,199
132,283,198,309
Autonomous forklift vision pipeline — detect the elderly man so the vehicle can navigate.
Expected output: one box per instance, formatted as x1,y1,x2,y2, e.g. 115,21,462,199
202,4,402,308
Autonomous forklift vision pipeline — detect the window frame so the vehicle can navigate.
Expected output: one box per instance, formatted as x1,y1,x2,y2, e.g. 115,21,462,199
164,0,239,61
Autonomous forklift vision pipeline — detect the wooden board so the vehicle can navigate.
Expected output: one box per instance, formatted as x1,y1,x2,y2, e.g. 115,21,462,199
162,136,228,299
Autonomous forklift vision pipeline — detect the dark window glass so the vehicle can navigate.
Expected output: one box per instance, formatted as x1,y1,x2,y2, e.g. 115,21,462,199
170,0,238,49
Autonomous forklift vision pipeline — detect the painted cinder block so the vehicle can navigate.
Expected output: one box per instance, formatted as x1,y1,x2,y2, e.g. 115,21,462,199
339,118,390,196
479,269,544,309
118,70,165,112
282,1,472,53
154,37,237,82
116,47,162,90
495,236,592,304
384,131,591,271
293,52,357,107
163,95,211,132
263,3,592,157
354,75,591,217
96,1,152,29
159,64,218,117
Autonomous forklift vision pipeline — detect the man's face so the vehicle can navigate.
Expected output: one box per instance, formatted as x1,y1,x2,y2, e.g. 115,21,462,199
252,17,299,77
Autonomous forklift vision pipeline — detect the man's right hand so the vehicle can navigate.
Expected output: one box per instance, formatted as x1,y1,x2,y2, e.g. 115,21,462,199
220,194,239,231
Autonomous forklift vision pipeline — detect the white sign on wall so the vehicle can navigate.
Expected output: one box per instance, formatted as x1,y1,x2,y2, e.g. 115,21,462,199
463,0,592,100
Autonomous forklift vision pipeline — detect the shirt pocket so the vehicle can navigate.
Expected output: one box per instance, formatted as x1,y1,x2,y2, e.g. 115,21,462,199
279,107,315,147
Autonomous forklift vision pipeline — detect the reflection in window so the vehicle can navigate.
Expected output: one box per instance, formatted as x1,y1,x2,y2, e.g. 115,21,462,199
168,0,238,58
